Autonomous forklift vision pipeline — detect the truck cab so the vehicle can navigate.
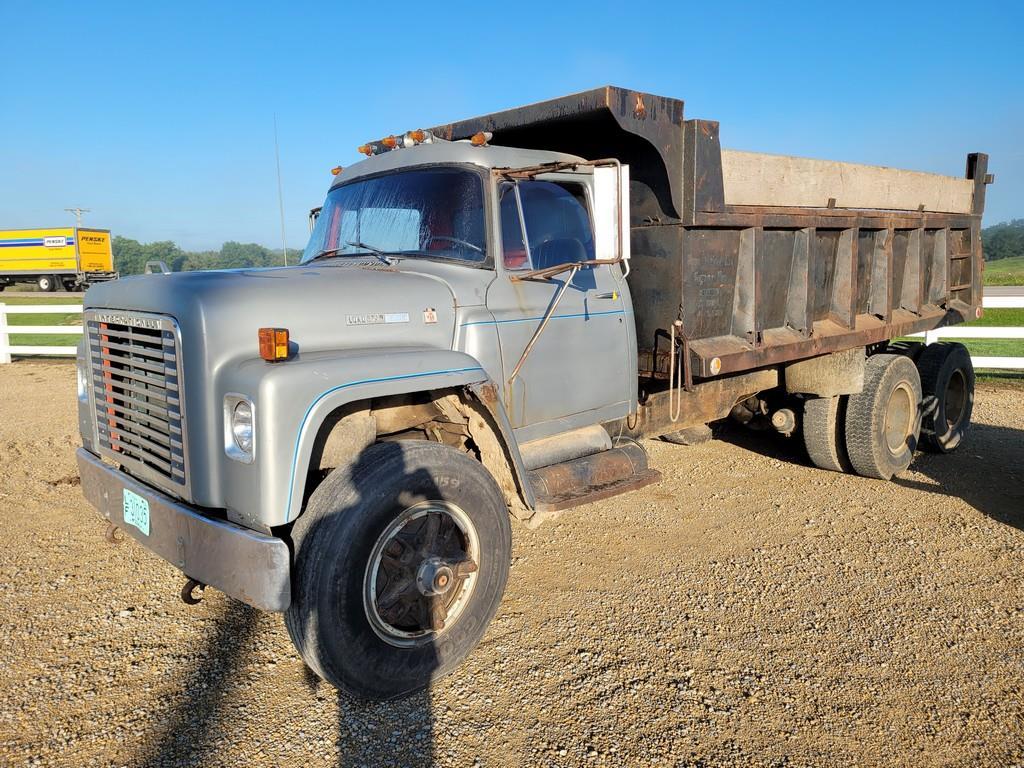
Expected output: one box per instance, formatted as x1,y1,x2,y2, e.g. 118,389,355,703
305,141,636,439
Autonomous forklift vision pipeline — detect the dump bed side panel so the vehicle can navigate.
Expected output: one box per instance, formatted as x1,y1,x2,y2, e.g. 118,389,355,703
650,209,982,378
633,119,989,379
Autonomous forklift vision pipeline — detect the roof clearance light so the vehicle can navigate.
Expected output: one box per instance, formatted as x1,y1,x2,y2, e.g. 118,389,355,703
470,131,492,146
357,144,373,156
408,129,426,143
330,166,343,176
381,135,398,149
258,328,290,362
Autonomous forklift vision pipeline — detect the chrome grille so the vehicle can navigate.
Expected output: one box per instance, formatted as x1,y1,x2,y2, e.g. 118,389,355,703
85,310,188,496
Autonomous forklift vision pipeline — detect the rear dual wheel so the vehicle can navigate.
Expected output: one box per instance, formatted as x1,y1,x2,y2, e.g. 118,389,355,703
802,395,852,473
844,354,922,480
916,342,974,453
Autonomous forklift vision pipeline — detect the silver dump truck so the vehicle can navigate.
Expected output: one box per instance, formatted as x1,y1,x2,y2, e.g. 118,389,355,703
75,87,992,699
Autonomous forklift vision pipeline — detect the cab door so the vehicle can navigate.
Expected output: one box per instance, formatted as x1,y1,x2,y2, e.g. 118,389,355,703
486,174,633,440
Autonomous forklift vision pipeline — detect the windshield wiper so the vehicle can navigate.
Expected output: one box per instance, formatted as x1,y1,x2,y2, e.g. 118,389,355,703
308,246,348,261
308,242,394,265
344,240,394,266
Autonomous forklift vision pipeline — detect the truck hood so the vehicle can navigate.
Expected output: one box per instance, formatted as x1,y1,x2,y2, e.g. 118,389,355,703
83,262,461,366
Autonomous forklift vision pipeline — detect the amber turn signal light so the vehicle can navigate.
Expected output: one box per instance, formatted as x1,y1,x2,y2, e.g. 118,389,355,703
258,328,290,362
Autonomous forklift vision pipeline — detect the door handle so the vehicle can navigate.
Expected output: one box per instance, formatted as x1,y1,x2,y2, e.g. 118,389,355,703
594,291,619,300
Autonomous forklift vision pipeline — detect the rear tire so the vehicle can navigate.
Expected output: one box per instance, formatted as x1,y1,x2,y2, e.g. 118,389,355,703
844,354,922,480
802,396,852,473
37,275,58,292
285,440,511,700
916,342,974,453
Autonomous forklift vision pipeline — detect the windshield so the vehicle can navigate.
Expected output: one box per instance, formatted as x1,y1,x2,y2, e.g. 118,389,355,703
302,167,487,265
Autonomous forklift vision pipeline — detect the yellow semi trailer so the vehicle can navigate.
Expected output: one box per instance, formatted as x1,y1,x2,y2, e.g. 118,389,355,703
0,227,117,292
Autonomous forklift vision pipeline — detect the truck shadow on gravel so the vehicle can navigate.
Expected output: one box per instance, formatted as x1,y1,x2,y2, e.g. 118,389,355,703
713,420,1024,532
893,423,1024,532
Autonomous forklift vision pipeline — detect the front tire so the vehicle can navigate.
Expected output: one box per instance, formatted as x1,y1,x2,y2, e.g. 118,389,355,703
285,440,511,700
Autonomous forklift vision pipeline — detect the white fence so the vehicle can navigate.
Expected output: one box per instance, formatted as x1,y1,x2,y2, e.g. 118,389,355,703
909,294,1024,369
0,303,82,364
0,294,1022,368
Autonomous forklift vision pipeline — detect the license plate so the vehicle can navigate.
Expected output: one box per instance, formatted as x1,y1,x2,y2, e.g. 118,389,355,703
122,488,151,536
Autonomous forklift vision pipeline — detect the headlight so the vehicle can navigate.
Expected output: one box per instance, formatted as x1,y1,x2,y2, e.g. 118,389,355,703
232,401,253,452
224,394,255,462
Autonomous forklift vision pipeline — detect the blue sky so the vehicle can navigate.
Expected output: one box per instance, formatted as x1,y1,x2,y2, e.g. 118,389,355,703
1,1,1021,251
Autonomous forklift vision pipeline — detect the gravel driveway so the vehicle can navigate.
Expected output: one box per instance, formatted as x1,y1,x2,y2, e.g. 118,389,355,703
1,361,1022,767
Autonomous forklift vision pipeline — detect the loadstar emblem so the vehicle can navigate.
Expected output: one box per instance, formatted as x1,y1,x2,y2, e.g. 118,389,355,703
345,312,410,326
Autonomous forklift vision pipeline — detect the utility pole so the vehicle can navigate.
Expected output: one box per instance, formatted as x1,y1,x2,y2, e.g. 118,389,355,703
65,207,90,227
273,115,289,266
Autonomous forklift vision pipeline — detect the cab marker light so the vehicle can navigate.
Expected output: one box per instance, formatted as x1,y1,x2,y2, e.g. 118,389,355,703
470,131,492,146
330,165,343,176
258,328,290,362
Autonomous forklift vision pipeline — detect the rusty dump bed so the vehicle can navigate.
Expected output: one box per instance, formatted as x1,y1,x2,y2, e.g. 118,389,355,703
431,86,991,379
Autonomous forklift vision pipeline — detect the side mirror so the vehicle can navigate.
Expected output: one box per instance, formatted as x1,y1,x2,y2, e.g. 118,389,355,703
593,164,630,273
308,206,322,233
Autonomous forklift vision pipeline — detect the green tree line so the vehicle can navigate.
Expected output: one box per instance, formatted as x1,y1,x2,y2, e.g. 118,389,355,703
112,237,295,275
982,219,1024,262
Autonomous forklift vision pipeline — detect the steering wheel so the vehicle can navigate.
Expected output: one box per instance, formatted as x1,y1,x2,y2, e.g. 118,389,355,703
424,235,483,254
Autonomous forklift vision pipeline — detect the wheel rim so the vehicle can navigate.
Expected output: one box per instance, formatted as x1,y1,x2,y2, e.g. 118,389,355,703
363,500,480,648
883,382,915,454
944,369,967,430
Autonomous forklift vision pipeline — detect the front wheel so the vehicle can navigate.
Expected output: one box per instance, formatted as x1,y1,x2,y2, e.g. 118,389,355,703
285,440,511,700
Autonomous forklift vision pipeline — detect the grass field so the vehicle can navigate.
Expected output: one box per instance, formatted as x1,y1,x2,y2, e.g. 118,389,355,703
0,295,83,347
985,255,1024,286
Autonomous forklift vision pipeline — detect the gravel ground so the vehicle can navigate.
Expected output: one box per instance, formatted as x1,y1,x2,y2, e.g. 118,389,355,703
1,361,1022,768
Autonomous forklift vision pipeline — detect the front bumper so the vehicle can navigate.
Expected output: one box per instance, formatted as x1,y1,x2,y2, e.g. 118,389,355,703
76,448,291,611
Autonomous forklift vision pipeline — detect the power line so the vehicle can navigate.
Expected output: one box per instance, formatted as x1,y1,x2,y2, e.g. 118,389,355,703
65,207,90,227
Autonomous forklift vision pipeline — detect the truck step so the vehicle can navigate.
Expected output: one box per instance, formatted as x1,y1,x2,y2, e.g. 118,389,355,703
527,439,662,512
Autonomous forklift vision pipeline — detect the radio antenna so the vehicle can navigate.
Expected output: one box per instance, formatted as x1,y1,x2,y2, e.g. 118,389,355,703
273,115,289,266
